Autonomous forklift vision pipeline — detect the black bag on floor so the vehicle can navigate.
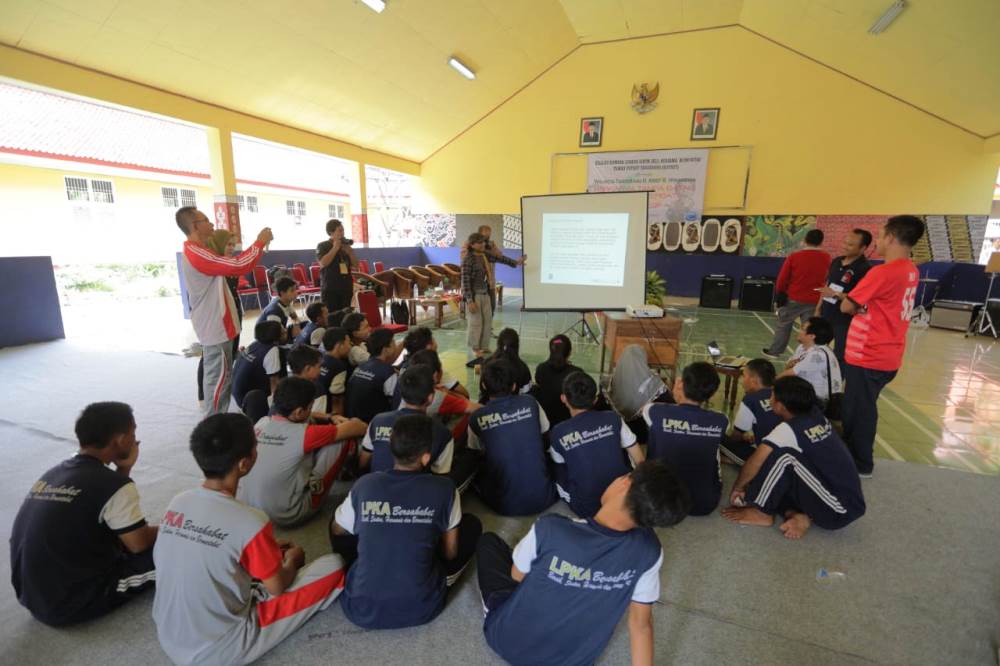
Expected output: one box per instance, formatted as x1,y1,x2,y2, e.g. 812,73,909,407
390,300,410,325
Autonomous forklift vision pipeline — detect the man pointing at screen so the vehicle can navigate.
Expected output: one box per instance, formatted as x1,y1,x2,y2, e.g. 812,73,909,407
462,231,526,365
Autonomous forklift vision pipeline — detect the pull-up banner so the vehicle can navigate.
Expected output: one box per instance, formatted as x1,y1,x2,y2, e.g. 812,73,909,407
586,149,709,228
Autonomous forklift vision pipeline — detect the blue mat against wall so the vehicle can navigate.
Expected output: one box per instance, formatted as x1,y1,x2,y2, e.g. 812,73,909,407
0,257,64,347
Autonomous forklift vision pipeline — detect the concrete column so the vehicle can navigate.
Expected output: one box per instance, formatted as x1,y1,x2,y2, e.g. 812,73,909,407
206,127,241,243
353,162,369,246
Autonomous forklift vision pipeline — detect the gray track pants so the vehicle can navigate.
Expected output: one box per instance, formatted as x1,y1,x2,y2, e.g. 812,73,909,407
202,339,235,415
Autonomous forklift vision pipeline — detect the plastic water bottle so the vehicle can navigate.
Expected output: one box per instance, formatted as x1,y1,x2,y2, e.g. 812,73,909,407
815,568,846,585
412,282,418,299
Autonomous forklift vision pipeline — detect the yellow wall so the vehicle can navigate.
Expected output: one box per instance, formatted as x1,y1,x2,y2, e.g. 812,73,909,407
420,26,999,215
0,44,419,176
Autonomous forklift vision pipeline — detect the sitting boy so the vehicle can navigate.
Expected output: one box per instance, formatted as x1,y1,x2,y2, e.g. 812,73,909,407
342,312,372,367
294,302,328,347
153,413,346,665
550,371,645,518
10,402,158,626
361,364,479,493
231,320,284,419
721,359,781,465
722,376,866,539
642,361,728,516
237,377,365,526
345,328,400,423
469,359,557,516
318,327,353,414
409,349,482,441
258,275,301,340
288,343,340,420
779,316,842,406
392,327,470,406
330,414,482,629
477,460,690,666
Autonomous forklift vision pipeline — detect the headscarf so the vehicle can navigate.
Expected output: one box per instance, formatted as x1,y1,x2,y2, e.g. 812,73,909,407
205,229,233,255
608,344,667,420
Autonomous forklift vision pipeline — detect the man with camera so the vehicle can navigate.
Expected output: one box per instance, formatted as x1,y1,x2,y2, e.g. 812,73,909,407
317,218,359,311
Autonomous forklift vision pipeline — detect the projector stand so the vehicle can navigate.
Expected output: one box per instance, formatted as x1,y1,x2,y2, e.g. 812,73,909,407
563,311,600,345
966,272,998,339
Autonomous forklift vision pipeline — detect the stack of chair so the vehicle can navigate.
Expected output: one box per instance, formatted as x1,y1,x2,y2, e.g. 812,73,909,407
426,264,458,289
409,265,441,290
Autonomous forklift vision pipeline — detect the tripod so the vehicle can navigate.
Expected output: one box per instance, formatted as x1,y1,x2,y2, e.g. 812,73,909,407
562,311,601,344
967,272,998,339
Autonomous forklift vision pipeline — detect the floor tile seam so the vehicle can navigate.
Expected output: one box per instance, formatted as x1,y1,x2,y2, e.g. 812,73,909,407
0,418,76,445
658,599,886,664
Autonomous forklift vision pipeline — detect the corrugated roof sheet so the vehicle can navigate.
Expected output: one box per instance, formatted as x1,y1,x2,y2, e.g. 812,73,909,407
0,83,210,175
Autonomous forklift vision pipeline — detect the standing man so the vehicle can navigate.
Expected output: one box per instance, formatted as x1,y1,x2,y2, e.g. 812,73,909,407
840,215,925,477
815,229,872,372
461,232,525,364
316,218,358,311
178,207,272,414
763,229,830,358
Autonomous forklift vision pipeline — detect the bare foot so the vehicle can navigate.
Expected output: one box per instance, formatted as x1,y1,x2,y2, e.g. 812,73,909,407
721,506,774,526
779,511,812,539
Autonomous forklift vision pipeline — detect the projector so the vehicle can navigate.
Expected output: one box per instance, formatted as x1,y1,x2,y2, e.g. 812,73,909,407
626,304,664,318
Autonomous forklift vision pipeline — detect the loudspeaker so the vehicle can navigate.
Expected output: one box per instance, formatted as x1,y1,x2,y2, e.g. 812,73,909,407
929,300,978,331
700,274,733,309
739,277,775,312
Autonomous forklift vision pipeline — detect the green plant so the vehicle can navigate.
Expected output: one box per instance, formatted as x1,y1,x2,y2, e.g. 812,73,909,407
67,278,113,292
645,270,667,305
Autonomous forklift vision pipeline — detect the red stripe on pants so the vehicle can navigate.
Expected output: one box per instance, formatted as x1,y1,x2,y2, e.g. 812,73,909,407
256,568,345,627
310,439,355,509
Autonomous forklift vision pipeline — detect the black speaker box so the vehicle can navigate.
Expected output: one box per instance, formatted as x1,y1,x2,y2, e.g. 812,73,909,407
739,277,775,312
700,274,733,309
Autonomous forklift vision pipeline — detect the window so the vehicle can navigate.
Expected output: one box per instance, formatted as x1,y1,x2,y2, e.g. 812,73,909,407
287,200,306,216
91,179,114,204
66,177,115,204
297,200,306,216
238,195,259,213
180,189,197,207
328,203,345,219
65,177,90,202
286,200,296,215
161,187,179,207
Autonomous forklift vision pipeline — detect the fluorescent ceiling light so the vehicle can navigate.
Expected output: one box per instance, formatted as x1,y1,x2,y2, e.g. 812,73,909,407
868,0,906,35
448,57,476,80
360,0,385,13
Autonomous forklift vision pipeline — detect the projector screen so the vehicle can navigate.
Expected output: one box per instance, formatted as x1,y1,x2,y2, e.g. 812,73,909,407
521,191,649,311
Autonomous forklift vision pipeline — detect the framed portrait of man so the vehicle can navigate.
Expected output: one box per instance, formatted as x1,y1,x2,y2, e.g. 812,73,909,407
691,108,719,141
579,117,603,147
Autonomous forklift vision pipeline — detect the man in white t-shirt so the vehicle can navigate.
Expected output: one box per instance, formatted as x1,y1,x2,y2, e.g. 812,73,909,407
779,317,842,404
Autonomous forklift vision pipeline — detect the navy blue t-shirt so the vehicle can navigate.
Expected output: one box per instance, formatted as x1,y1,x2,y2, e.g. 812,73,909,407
257,297,290,327
484,514,663,666
364,408,453,473
734,388,783,444
10,455,147,625
643,403,727,516
550,410,635,518
336,469,459,629
762,410,866,519
345,358,397,423
470,394,556,516
389,357,411,410
318,354,351,397
294,321,320,347
819,255,871,326
231,340,280,407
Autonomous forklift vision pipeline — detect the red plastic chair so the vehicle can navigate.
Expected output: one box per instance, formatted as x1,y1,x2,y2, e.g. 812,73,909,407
357,290,407,334
373,261,385,273
292,266,321,303
357,259,370,274
236,272,263,311
252,266,273,298
294,263,313,286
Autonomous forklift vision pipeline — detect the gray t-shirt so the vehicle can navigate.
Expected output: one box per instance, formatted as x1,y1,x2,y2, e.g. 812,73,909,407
237,417,341,525
789,344,843,402
153,487,284,665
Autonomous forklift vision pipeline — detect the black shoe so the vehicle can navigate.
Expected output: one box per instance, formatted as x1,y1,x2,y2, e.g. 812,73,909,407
465,357,485,368
761,348,780,359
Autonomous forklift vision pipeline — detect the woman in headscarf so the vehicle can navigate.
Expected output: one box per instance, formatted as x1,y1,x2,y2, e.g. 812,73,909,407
196,229,245,401
607,344,674,443
531,334,584,428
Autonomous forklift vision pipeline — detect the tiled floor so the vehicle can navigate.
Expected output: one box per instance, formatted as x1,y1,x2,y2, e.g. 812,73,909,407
60,288,1000,476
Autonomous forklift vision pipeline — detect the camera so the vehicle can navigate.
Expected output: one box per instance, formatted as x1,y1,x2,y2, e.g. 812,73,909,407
343,238,354,246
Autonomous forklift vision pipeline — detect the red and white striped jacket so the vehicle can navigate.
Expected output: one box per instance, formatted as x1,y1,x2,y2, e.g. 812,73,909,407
182,240,266,346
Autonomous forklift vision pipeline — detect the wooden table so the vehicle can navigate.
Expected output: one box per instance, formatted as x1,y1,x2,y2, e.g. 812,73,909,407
714,364,743,415
407,294,462,328
599,312,682,376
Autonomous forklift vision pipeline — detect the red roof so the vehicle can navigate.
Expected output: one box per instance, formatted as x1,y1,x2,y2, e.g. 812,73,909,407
0,82,210,176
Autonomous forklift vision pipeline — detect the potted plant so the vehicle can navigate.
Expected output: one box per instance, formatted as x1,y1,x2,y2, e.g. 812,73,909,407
645,270,667,306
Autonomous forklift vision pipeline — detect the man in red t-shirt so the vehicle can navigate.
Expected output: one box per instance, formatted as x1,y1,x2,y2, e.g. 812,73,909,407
764,229,831,357
838,215,925,476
